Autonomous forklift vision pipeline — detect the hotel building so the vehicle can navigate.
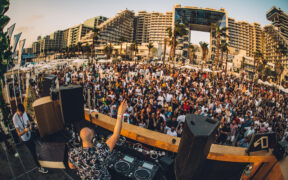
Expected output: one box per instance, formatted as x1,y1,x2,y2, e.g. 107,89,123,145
134,11,173,44
264,7,288,68
228,18,264,58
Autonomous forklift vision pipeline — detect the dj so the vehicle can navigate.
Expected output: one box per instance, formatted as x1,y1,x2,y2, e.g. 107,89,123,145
12,104,48,174
68,99,128,179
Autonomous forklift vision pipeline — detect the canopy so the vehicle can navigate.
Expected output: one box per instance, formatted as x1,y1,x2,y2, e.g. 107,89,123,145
257,79,264,84
203,68,212,72
155,61,163,64
263,81,272,86
98,59,112,63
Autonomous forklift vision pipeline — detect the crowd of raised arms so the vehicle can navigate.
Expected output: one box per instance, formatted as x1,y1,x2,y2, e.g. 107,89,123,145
15,62,288,147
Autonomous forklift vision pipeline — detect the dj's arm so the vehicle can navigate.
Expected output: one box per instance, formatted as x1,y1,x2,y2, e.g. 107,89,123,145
106,100,127,151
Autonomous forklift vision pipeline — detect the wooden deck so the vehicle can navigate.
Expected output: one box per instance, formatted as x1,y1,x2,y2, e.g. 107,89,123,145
85,110,284,180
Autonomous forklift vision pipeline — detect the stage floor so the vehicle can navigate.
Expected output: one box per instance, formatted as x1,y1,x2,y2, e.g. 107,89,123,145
0,142,79,180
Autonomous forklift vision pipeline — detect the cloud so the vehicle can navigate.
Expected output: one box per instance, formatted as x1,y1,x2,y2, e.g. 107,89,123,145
29,14,44,21
16,26,34,33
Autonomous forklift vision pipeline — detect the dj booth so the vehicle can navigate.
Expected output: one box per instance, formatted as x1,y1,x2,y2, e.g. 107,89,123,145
31,84,285,180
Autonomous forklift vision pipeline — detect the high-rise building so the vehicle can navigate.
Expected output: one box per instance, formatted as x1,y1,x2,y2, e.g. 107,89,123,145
97,10,135,44
50,30,64,50
83,16,108,28
267,7,288,40
264,7,288,68
39,35,54,54
32,41,40,54
67,24,93,47
228,18,264,57
134,11,173,44
134,11,148,44
36,30,65,54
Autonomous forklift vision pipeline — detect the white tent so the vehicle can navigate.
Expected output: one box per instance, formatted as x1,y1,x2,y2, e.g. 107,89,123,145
203,68,212,72
155,61,163,64
281,88,288,94
72,59,87,67
263,81,272,86
98,59,112,63
257,79,264,84
181,65,193,69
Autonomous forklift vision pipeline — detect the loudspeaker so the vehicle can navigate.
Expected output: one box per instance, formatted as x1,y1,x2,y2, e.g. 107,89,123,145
33,96,64,137
59,85,84,126
174,114,219,180
247,132,277,154
39,74,57,97
38,142,66,169
273,140,288,160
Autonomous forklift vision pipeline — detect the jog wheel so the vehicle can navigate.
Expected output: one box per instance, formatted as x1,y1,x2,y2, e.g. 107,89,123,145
134,168,151,180
114,160,130,173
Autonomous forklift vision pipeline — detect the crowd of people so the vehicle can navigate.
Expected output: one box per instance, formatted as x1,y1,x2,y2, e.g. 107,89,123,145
10,61,288,147
46,61,287,147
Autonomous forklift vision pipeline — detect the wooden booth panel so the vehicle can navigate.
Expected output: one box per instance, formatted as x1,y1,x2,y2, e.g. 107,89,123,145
85,111,181,152
33,97,64,137
85,111,284,179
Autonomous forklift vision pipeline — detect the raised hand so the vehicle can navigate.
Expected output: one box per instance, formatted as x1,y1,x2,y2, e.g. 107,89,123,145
117,99,128,118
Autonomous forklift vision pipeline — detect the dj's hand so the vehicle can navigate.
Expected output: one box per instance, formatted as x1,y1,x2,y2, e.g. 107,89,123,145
117,100,128,118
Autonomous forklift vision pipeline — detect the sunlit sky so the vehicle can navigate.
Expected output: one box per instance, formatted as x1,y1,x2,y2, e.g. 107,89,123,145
5,0,288,48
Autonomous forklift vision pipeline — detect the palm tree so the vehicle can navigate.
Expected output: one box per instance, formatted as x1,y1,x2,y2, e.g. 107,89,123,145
147,42,154,58
219,40,228,70
103,43,113,59
91,27,100,59
162,38,168,64
77,42,82,57
211,24,228,70
114,49,119,59
275,43,288,84
241,57,246,71
130,42,138,64
83,44,91,59
253,50,263,81
166,27,173,62
171,22,188,63
188,44,198,64
119,36,127,57
199,41,209,71
260,59,268,80
223,44,229,75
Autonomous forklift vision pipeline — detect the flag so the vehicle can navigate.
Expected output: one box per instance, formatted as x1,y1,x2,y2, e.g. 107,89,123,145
12,32,22,59
18,39,26,65
5,23,16,40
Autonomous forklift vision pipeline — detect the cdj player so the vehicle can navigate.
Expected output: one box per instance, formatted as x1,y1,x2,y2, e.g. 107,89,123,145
67,125,174,180
108,152,160,180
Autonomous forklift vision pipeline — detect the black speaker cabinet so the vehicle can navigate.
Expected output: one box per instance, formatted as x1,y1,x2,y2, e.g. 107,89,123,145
59,85,84,126
174,114,219,180
39,74,57,97
38,142,66,169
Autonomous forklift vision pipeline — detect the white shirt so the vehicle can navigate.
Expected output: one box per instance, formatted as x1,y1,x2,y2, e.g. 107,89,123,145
165,94,173,103
177,115,186,123
12,112,31,141
157,96,164,106
167,129,177,137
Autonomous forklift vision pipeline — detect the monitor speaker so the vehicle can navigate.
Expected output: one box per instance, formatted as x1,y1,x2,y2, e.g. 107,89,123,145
174,114,219,180
38,142,66,169
32,97,64,137
39,74,57,97
59,85,84,126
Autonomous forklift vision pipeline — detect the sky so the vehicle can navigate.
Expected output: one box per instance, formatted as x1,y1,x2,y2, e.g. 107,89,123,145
5,0,288,48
